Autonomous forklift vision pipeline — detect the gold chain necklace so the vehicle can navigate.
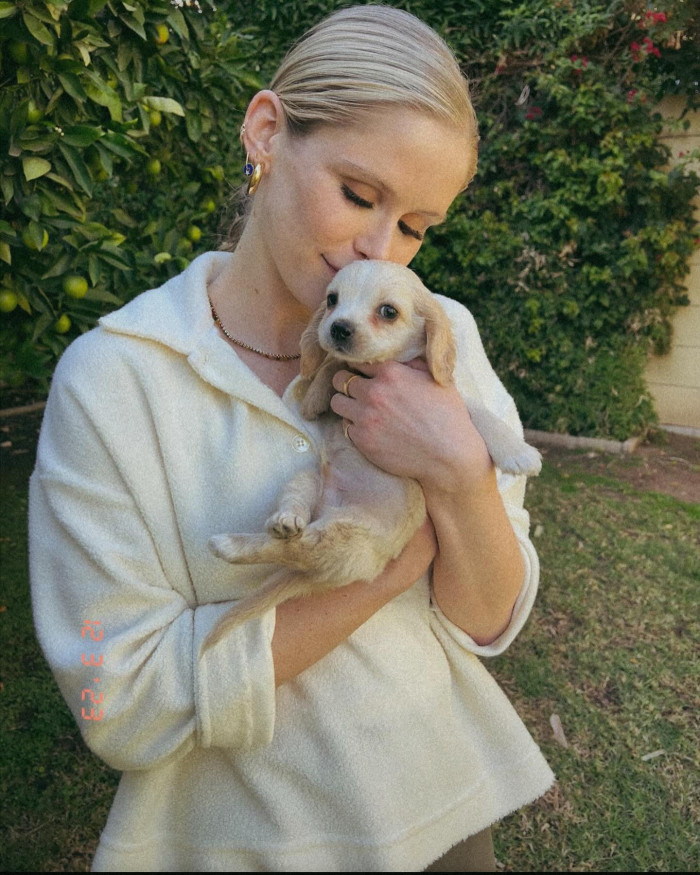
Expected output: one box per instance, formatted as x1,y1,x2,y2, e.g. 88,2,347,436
209,298,301,361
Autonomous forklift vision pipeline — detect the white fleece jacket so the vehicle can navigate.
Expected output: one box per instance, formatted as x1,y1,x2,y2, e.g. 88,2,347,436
29,252,554,872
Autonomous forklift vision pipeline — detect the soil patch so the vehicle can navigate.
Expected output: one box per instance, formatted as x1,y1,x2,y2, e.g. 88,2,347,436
534,430,700,504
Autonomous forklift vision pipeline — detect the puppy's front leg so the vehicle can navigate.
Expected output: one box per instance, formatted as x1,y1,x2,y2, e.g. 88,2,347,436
266,468,323,538
300,357,342,420
468,402,542,476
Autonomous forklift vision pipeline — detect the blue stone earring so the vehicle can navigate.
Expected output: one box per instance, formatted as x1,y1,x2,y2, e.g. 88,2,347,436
247,162,263,195
240,123,262,194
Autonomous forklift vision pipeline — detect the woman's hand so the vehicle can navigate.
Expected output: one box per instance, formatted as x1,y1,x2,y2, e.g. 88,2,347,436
330,360,492,495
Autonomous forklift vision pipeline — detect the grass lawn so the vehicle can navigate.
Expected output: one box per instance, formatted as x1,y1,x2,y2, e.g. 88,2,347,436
1,415,698,871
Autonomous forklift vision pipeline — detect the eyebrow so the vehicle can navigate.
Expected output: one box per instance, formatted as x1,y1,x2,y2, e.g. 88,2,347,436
337,159,447,223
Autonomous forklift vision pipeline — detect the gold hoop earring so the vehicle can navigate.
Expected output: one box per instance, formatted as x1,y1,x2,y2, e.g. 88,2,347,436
247,162,263,195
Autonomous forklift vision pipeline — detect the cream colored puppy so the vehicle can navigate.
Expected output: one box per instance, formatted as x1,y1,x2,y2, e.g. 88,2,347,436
205,261,540,648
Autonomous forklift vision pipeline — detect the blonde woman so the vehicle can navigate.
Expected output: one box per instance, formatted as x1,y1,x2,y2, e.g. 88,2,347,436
30,6,554,871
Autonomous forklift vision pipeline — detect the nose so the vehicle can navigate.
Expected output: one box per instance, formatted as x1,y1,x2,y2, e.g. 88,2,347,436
330,320,354,347
354,220,394,262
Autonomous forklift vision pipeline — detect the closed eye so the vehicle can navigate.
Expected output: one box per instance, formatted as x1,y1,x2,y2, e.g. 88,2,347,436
342,183,373,209
398,220,424,241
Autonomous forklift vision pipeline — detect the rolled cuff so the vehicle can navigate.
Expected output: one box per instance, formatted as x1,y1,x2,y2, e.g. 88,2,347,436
430,534,539,658
194,603,277,750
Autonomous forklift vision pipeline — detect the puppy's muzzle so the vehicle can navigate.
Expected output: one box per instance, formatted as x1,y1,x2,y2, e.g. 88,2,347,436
329,319,354,351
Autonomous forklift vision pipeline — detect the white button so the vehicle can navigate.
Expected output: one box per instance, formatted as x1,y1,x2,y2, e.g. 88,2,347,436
292,435,310,453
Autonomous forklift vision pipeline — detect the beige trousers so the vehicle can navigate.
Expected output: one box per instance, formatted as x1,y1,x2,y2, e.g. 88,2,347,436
423,827,497,872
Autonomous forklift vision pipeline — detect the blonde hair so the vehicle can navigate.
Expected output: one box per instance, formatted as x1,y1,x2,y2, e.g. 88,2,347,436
221,5,478,249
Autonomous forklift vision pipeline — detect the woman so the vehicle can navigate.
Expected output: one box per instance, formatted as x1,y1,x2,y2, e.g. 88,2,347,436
30,6,554,871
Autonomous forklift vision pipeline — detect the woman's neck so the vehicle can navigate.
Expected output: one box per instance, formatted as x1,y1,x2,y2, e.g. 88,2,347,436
208,237,310,358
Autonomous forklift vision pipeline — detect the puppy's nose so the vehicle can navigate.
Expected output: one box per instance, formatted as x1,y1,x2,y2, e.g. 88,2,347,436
330,320,354,345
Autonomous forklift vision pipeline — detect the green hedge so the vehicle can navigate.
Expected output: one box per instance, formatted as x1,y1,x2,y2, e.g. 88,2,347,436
230,0,700,439
2,0,699,438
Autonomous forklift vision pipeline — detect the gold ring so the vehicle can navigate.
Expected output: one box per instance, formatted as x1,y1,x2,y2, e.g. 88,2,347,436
343,421,351,440
342,374,360,397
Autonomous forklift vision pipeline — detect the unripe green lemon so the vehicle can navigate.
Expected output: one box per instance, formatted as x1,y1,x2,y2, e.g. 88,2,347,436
27,99,43,123
0,289,18,313
148,110,162,127
201,198,216,213
63,275,88,299
187,225,202,243
54,314,71,334
22,228,49,250
146,158,162,176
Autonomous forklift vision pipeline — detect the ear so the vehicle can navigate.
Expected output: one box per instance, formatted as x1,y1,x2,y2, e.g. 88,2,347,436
416,294,456,386
240,90,286,165
300,304,327,379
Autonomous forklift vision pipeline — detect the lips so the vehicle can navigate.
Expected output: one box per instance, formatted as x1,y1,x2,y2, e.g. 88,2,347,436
322,255,339,275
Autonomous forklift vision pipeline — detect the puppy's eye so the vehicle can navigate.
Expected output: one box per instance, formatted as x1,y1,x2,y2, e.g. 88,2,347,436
327,292,338,308
378,304,399,321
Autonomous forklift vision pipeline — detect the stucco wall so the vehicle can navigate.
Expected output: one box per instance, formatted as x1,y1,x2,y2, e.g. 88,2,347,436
644,96,700,433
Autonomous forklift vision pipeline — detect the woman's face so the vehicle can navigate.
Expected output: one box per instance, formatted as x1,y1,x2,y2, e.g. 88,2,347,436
252,106,474,315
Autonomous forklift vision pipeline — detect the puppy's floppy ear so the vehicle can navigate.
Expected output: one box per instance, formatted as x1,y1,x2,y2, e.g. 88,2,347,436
416,293,456,386
300,304,327,379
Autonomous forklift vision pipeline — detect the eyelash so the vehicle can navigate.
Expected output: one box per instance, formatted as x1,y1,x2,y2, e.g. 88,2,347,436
341,184,424,241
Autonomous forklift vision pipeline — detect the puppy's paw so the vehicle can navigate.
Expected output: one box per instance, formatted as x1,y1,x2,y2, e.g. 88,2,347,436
497,442,542,477
209,533,245,562
266,511,307,538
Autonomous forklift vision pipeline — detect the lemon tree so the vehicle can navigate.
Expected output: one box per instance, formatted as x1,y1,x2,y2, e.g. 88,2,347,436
1,0,257,395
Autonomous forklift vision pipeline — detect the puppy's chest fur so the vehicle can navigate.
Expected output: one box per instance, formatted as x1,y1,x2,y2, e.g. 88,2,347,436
317,414,425,542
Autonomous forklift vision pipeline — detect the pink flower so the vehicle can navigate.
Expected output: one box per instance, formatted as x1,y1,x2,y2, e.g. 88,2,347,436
525,105,543,120
627,89,638,102
643,37,661,57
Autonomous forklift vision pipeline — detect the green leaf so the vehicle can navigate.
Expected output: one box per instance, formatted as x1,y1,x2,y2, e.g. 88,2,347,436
0,242,11,265
120,12,146,40
167,9,189,41
20,195,42,222
57,143,93,196
61,125,103,147
0,176,14,205
58,72,88,104
101,129,143,159
186,111,202,143
0,2,18,20
22,157,52,181
142,96,185,117
22,11,55,46
41,253,72,279
82,287,123,305
45,171,75,192
83,71,122,122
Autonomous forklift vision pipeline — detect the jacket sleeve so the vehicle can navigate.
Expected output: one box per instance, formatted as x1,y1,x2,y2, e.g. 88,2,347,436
428,297,541,658
29,339,277,772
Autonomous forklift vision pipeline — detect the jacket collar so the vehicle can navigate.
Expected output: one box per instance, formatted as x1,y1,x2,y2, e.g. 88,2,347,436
99,252,315,439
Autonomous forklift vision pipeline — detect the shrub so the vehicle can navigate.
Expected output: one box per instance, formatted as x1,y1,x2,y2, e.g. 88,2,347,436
0,0,258,393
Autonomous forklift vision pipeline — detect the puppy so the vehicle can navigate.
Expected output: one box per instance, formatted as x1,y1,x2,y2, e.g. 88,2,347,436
204,261,541,649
